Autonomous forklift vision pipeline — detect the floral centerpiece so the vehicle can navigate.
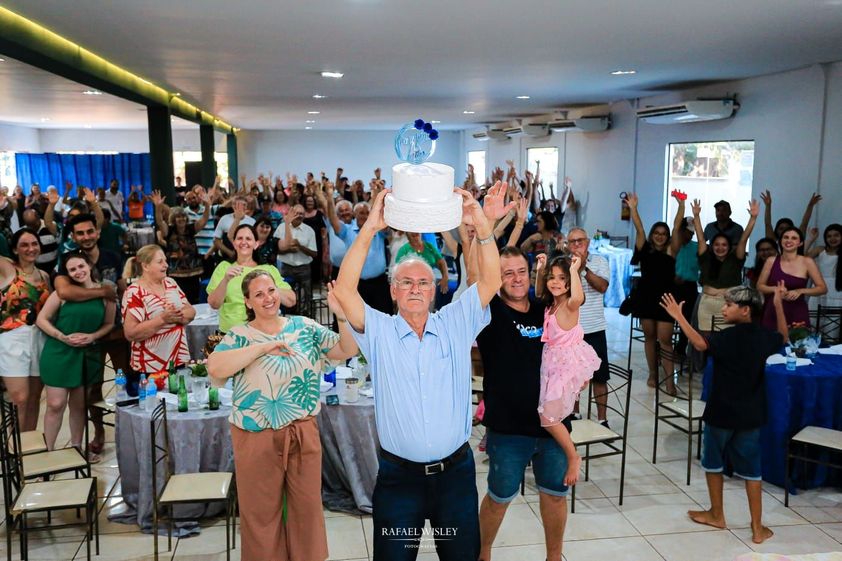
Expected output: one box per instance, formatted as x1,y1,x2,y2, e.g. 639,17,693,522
788,322,819,357
190,361,208,377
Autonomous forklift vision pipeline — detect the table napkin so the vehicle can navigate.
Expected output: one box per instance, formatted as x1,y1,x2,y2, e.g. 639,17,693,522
817,344,842,355
766,354,813,367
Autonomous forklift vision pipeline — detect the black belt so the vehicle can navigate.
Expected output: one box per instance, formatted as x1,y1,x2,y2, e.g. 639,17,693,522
379,442,470,476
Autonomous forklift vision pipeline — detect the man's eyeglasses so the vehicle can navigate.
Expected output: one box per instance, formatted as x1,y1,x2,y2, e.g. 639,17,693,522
567,237,589,246
394,279,435,291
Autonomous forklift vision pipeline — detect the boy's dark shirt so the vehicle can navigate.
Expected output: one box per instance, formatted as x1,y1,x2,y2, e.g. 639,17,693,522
705,322,783,429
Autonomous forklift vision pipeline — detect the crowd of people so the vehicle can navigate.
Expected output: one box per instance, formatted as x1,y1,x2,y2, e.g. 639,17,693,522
0,160,839,561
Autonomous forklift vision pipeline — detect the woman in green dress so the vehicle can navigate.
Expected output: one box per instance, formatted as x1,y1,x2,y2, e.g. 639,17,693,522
37,251,116,454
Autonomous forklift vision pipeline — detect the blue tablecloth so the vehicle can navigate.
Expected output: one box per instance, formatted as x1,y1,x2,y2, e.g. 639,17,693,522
591,243,633,308
703,353,842,488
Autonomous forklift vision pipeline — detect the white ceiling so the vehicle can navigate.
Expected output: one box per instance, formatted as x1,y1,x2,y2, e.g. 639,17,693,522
2,0,842,131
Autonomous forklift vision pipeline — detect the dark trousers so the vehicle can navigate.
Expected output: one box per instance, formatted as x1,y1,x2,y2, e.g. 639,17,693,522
372,446,479,561
358,274,393,315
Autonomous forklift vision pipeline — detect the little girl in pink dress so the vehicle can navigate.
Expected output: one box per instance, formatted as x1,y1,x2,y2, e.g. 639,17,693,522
535,253,602,486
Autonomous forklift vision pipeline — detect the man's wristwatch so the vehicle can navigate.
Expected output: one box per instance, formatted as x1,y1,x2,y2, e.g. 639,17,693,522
477,234,495,246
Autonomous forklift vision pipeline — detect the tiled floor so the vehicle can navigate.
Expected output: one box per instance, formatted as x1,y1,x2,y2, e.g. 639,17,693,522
4,308,841,560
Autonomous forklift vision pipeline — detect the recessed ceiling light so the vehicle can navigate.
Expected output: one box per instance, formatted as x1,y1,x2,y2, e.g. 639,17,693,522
312,94,326,99
305,120,316,123
462,110,475,115
430,120,441,124
40,117,50,122
516,95,531,99
610,69,637,75
307,111,320,115
305,126,313,130
82,90,102,95
321,71,344,79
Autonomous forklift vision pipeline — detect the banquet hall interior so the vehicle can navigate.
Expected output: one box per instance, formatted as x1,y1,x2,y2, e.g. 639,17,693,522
1,1,842,560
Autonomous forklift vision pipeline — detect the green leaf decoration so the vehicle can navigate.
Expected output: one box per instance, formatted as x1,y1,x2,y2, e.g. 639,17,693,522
240,415,263,432
238,389,263,411
288,369,320,412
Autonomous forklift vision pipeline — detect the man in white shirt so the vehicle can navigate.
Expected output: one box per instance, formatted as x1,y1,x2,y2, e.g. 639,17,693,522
275,204,317,303
566,227,612,426
104,179,125,222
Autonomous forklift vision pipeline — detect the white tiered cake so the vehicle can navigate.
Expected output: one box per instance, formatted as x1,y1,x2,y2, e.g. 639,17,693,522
384,162,461,233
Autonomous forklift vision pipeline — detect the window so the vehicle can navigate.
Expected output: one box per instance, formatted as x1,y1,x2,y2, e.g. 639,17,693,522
665,141,755,234
526,147,558,198
0,152,16,191
467,150,486,186
173,151,229,186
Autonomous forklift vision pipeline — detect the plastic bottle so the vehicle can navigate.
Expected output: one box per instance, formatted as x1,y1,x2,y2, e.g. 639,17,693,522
113,369,128,404
138,374,148,403
146,380,158,412
786,353,796,371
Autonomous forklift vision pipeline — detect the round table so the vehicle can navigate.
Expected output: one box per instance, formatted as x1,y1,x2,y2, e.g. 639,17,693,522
110,400,234,535
185,303,220,360
703,352,842,489
317,387,378,514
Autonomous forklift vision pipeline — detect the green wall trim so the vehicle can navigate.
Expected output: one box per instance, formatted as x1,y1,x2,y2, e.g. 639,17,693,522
0,6,235,133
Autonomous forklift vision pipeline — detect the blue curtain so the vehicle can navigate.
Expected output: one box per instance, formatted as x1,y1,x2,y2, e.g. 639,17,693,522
15,152,151,200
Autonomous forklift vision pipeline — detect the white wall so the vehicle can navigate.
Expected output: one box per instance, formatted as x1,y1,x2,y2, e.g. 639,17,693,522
0,125,224,153
461,62,842,247
0,123,41,152
237,130,461,186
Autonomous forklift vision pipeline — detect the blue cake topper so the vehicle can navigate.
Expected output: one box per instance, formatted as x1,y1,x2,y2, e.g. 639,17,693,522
394,118,438,165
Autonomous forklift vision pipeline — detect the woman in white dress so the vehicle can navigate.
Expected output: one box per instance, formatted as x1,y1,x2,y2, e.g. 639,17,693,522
807,224,842,307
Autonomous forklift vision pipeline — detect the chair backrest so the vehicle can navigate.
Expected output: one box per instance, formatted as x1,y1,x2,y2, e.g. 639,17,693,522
0,396,25,516
150,401,172,505
816,305,842,344
710,314,727,332
656,343,697,413
585,363,634,438
609,236,629,248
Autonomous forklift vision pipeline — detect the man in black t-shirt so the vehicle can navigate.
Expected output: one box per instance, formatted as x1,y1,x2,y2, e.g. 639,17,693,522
476,246,570,561
660,285,786,545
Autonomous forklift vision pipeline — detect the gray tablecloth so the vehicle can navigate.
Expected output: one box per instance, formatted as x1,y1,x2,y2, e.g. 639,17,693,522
185,304,219,360
318,388,379,515
110,401,234,535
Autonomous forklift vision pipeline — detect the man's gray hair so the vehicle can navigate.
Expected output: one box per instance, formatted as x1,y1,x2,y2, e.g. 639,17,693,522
336,200,352,211
567,227,588,238
389,256,435,284
353,202,370,213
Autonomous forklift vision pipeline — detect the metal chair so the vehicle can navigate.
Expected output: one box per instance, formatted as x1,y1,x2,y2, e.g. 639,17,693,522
816,305,842,344
652,345,704,485
710,314,727,332
150,401,237,561
0,396,99,561
569,364,634,512
785,426,842,507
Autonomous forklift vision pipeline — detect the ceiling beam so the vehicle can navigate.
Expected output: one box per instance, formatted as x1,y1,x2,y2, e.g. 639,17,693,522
0,6,236,134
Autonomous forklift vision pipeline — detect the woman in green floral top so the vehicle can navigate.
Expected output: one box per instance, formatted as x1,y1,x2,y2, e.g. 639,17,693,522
208,270,357,561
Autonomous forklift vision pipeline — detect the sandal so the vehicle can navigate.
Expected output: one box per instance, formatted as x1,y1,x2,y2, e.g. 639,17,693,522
86,450,102,464
89,435,105,455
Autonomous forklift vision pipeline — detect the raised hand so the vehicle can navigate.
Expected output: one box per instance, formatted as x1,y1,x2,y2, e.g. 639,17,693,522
671,189,687,203
691,198,702,216
233,199,247,220
82,187,95,203
47,190,60,206
515,195,528,223
564,176,573,189
478,181,517,222
748,199,760,217
760,190,772,206
374,167,381,180
808,193,822,207
569,254,582,273
534,253,547,271
658,293,684,320
361,189,389,233
325,280,346,319
625,192,638,209
150,190,164,206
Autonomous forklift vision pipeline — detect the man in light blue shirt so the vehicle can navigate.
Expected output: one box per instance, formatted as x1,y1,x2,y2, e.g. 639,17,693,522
334,182,514,561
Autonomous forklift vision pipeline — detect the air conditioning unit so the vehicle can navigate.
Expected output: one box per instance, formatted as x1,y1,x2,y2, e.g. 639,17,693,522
472,130,489,141
522,123,550,137
636,99,739,124
485,121,521,140
548,116,610,132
